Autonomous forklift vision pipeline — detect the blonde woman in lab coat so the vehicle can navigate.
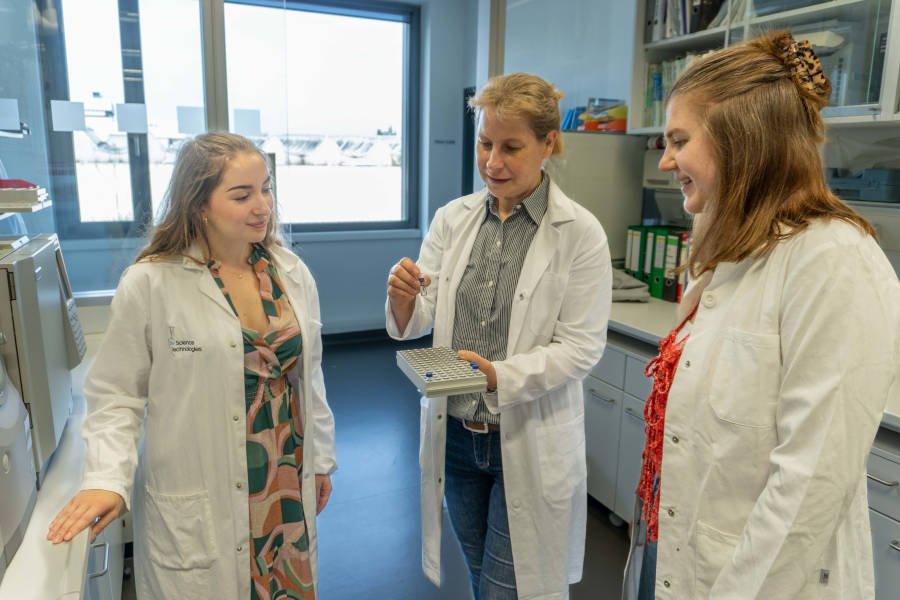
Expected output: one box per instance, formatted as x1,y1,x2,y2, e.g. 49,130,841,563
387,73,612,600
48,133,337,600
623,31,900,599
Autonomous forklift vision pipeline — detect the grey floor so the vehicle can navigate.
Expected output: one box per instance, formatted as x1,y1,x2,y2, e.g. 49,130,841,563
122,334,630,599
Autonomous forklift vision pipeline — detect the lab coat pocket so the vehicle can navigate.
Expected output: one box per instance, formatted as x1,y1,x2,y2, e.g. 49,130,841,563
694,520,740,596
535,415,586,507
707,328,781,428
143,487,218,570
528,273,567,336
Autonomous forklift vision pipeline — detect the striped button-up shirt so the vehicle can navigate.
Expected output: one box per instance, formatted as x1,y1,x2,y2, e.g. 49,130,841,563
448,174,550,424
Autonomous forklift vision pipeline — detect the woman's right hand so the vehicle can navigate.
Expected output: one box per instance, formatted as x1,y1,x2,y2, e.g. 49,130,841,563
387,257,429,331
47,489,125,544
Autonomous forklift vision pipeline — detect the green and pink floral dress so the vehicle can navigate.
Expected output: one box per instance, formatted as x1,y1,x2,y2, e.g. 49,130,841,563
208,244,316,600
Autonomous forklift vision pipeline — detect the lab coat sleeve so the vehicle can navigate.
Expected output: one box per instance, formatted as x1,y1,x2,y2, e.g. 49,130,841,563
489,220,611,411
80,267,151,511
303,265,337,476
709,239,898,598
385,205,447,340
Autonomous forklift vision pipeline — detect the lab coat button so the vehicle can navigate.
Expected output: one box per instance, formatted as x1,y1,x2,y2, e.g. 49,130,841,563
518,293,524,300
233,415,240,422
702,292,716,308
663,580,671,588
230,341,237,348
667,508,675,517
304,473,310,479
684,360,691,368
512,499,521,509
237,545,243,552
672,435,679,443
236,482,243,489
437,414,443,420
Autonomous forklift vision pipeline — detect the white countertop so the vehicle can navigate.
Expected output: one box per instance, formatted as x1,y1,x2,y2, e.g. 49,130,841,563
0,334,102,599
608,297,679,345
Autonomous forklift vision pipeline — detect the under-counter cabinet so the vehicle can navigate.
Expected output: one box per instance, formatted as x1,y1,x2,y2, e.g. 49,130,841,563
869,427,900,600
83,518,125,600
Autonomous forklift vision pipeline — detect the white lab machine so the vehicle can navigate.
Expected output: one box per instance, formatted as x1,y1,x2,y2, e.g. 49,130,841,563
0,352,37,585
0,233,85,485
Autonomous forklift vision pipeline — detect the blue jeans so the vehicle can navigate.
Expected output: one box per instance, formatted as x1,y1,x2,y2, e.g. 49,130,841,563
444,417,517,600
637,534,657,600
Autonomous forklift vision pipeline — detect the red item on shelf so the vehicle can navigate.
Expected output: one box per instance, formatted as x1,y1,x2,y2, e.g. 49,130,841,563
0,179,37,189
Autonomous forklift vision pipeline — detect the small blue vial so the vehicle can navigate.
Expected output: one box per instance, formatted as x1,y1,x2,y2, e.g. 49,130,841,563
470,362,478,370
425,371,433,378
419,277,427,297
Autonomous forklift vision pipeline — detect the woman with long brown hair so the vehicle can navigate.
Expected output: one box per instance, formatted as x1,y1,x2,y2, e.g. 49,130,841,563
624,31,900,599
48,133,336,600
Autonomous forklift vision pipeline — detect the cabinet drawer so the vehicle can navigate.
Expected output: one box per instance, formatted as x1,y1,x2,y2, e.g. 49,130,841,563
868,452,900,522
583,376,622,510
591,346,626,388
624,355,653,400
870,509,900,600
614,393,647,520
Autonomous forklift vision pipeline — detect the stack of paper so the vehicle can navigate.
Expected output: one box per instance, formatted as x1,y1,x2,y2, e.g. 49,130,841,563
0,186,49,210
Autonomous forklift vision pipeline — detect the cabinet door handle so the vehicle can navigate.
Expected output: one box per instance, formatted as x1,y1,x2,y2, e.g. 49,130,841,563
867,473,899,487
890,540,900,553
88,542,110,579
589,389,616,404
624,406,644,422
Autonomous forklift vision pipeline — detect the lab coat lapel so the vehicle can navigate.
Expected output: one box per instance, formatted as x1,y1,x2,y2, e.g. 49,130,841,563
507,182,571,353
181,251,237,320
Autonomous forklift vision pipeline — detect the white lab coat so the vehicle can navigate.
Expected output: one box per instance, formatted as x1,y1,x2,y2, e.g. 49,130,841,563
386,181,612,599
80,244,337,600
622,219,900,599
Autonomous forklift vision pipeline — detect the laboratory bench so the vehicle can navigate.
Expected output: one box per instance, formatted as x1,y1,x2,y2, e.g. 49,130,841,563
592,299,900,598
0,333,125,600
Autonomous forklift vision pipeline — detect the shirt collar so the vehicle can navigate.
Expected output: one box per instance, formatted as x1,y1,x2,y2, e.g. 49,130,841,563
485,171,550,225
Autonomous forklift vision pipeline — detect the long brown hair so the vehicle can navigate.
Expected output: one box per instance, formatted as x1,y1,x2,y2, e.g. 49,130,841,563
668,30,875,278
469,72,565,155
136,132,281,263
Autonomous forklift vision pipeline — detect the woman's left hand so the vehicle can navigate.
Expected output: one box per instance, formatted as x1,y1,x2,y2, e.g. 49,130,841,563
457,350,497,391
315,474,332,515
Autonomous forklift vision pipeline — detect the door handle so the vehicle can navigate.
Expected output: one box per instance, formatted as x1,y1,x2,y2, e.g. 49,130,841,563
87,542,110,579
867,473,899,487
624,406,644,422
589,389,616,404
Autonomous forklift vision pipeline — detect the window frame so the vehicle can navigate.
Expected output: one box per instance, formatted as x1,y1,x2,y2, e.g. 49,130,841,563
42,0,421,240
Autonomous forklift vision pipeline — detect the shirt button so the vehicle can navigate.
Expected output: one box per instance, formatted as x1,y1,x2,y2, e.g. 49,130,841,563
672,435,679,443
487,280,494,287
496,241,501,247
664,580,671,588
471,401,477,406
702,292,716,308
481,320,486,327
667,508,675,517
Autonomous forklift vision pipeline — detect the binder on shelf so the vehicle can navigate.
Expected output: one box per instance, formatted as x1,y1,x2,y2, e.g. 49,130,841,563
626,225,645,276
641,227,655,284
678,234,691,302
625,227,635,275
649,228,669,298
662,230,689,302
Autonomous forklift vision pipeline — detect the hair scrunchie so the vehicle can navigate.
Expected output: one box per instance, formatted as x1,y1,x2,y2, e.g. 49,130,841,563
780,38,831,101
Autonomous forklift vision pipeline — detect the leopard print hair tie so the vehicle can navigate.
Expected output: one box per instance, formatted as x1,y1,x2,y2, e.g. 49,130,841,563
781,39,830,100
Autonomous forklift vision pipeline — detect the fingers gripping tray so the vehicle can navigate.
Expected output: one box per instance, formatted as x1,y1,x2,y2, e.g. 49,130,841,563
396,347,488,398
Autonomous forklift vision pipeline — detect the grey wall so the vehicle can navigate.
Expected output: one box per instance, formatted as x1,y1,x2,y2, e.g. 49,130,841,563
504,0,637,114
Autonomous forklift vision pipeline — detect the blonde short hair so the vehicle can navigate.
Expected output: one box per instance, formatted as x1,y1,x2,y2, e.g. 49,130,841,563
469,73,565,154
